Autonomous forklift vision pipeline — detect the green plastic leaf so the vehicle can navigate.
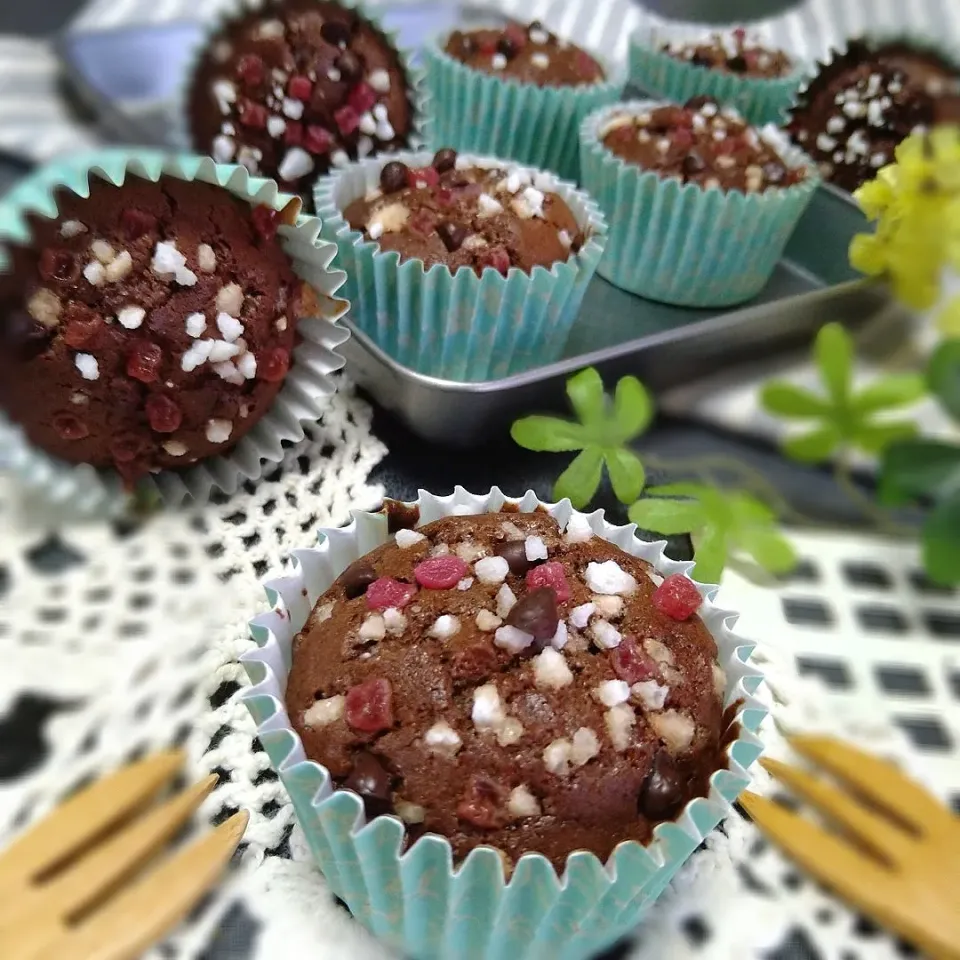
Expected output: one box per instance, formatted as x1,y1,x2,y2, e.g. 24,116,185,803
553,446,604,509
850,373,926,414
921,492,960,585
604,447,646,505
879,439,960,505
628,497,707,535
565,367,606,428
611,376,654,442
815,323,853,406
927,339,960,424
782,425,842,463
760,382,830,418
692,524,728,585
727,491,777,527
645,482,715,499
853,420,917,455
737,526,798,574
511,415,587,452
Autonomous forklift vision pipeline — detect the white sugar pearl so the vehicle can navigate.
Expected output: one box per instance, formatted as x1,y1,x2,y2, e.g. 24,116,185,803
585,560,638,596
474,555,510,584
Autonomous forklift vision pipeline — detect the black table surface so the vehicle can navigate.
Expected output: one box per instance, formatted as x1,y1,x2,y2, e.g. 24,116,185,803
0,2,883,958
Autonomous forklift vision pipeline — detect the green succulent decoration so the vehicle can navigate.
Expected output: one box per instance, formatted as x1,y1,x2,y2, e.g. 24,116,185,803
760,323,925,464
880,339,960,584
629,484,797,584
511,367,651,509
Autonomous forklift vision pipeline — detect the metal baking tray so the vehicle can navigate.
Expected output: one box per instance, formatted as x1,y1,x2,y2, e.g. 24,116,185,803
53,3,889,446
343,182,889,444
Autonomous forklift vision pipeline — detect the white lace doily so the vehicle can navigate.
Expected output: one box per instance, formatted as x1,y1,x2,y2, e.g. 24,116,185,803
2,384,948,960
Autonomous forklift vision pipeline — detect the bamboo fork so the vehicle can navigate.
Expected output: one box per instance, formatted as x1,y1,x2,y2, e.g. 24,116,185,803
0,750,248,960
741,736,960,960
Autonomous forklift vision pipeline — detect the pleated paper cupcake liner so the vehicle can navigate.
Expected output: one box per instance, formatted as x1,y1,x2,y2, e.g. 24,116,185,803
173,0,427,201
0,148,348,517
579,101,819,307
314,150,607,382
420,35,624,183
628,23,806,127
241,485,767,960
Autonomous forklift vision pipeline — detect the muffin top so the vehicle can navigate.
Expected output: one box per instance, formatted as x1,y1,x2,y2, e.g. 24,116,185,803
0,176,305,484
788,40,960,192
188,0,415,196
444,20,605,88
342,149,586,275
600,97,806,193
285,509,729,871
661,27,793,79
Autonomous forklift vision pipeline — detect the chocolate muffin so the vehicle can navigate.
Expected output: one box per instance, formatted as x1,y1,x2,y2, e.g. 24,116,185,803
661,27,792,79
341,148,587,274
0,176,308,485
601,97,807,192
285,509,730,870
188,0,415,196
445,20,605,87
788,40,960,193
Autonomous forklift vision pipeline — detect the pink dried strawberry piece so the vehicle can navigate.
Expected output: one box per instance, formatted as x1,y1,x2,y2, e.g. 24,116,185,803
236,53,265,87
238,99,268,129
304,125,332,154
525,561,570,603
251,205,280,240
456,775,507,829
652,574,702,621
347,81,377,114
287,75,313,101
414,555,469,590
407,166,439,189
345,678,394,732
478,245,510,275
365,577,417,610
673,127,694,149
610,635,657,684
334,104,360,135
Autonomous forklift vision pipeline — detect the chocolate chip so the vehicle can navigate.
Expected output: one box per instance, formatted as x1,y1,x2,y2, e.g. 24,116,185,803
456,775,507,829
681,151,706,178
436,220,467,252
639,750,686,820
335,50,362,83
341,560,378,599
2,308,50,360
684,95,715,112
691,51,713,68
496,35,517,59
494,540,534,576
727,54,748,73
380,160,409,194
344,751,393,818
38,249,80,286
449,30,474,58
321,21,351,47
432,147,458,173
506,587,559,642
528,20,546,35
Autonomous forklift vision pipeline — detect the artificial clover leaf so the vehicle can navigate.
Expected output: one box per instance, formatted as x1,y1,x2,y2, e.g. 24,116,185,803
927,338,960,424
629,483,797,584
880,438,960,584
511,368,653,509
760,322,924,463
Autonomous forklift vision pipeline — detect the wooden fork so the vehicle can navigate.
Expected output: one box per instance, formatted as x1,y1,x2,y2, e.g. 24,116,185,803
741,736,960,960
0,750,248,960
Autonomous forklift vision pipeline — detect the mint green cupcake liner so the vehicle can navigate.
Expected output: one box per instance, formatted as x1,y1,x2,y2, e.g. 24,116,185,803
628,23,806,127
175,0,427,186
314,150,607,381
241,486,767,960
0,148,348,517
579,100,819,307
420,34,624,183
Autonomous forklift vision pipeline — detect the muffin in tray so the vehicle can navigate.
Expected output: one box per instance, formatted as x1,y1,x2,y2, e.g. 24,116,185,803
787,38,960,193
628,25,803,126
286,510,729,868
187,0,418,198
315,148,606,382
421,19,622,182
579,97,817,306
0,174,309,487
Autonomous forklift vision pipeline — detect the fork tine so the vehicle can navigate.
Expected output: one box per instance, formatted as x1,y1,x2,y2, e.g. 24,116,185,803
1,774,219,933
0,751,184,896
789,736,952,833
36,811,249,960
740,792,894,915
761,758,913,863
